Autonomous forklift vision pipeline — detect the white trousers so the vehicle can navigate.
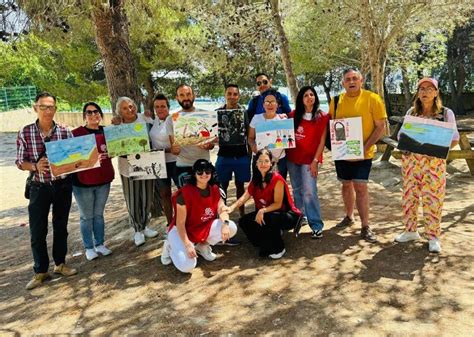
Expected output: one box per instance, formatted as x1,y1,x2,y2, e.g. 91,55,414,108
167,219,237,273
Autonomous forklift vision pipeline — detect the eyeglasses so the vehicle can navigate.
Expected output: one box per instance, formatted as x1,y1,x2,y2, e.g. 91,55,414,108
85,109,100,115
264,100,277,105
418,87,436,93
196,169,212,176
256,80,269,87
36,105,56,111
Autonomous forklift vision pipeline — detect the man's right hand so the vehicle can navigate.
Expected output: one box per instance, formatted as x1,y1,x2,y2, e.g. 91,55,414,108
36,157,50,174
170,143,181,155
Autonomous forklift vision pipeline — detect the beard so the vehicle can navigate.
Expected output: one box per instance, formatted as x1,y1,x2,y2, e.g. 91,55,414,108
178,99,194,110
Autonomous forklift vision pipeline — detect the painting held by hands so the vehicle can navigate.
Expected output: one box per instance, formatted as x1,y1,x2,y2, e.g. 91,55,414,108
104,122,150,157
398,115,456,159
127,150,167,180
217,109,246,146
172,111,218,146
45,134,100,177
329,117,364,161
255,118,295,150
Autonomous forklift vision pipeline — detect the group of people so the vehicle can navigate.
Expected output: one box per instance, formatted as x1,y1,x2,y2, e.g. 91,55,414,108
16,68,459,286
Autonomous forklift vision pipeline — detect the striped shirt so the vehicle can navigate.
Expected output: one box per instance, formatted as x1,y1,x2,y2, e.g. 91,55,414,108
16,120,73,183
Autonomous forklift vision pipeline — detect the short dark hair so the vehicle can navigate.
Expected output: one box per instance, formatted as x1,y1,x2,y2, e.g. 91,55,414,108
255,72,270,80
225,84,239,90
35,92,56,103
153,93,170,108
176,84,193,95
261,89,282,105
82,102,104,119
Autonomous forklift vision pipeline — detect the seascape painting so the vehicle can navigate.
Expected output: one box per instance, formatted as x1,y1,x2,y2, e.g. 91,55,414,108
255,118,296,150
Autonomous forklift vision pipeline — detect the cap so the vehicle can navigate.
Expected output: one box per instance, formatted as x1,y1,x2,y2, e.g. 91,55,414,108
417,78,438,90
192,159,213,173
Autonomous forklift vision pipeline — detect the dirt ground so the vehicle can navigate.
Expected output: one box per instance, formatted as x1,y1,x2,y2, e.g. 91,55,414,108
0,117,473,336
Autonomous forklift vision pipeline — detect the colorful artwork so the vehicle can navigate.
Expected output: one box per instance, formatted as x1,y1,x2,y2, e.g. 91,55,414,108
255,118,295,150
398,115,456,159
45,134,100,177
104,122,150,157
217,109,246,146
330,117,364,160
171,111,218,146
127,150,167,180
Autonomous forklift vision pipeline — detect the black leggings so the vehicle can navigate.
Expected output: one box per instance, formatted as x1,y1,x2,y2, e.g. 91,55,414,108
239,210,300,256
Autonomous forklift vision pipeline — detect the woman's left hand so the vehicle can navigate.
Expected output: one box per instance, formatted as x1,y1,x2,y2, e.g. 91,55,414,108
310,160,319,177
255,208,266,226
221,223,231,241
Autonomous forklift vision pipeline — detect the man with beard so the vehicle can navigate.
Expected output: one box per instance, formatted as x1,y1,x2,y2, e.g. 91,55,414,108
170,84,215,187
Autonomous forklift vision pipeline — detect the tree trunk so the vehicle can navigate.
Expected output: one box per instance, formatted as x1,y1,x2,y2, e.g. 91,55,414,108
401,67,412,111
92,1,141,115
143,73,155,117
269,0,298,103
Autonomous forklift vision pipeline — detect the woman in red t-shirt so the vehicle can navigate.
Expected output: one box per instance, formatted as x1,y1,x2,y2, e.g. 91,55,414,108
228,149,302,259
161,159,237,273
286,86,329,239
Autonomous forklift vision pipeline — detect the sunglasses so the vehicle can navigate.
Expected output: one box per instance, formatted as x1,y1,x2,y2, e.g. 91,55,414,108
85,109,100,115
196,169,212,176
256,79,269,86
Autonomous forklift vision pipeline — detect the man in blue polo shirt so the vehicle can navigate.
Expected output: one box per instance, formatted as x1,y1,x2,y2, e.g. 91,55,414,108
246,72,292,123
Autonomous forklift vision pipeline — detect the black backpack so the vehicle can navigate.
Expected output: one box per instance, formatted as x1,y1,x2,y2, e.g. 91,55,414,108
325,95,339,150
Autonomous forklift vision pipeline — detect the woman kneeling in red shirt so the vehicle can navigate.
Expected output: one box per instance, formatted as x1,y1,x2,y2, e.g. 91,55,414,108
161,159,237,273
228,149,302,259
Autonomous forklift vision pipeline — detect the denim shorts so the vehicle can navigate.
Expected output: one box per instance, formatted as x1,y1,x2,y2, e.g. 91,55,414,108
335,159,372,183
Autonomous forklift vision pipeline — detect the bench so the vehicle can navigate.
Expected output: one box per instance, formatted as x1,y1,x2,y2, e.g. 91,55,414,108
380,116,474,175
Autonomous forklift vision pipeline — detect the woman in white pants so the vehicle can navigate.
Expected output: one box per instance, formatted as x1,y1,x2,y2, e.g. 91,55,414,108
161,159,237,273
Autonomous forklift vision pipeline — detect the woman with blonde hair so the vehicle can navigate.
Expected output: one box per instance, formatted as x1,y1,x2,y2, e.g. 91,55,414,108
394,78,459,253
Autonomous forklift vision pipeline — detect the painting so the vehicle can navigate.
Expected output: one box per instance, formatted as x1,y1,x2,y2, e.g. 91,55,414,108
330,117,364,161
104,122,150,157
171,111,218,146
127,150,167,180
398,115,456,159
217,109,246,146
45,134,100,177
255,118,295,150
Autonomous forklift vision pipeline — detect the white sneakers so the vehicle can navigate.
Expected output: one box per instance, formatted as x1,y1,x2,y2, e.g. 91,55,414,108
85,245,112,261
143,227,158,238
133,227,158,246
195,243,217,261
394,231,421,243
269,249,286,259
161,240,172,265
96,245,112,256
395,231,441,253
134,232,146,246
85,249,99,261
429,238,441,253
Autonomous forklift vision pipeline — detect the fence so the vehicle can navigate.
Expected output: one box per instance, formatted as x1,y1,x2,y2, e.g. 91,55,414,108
0,86,37,112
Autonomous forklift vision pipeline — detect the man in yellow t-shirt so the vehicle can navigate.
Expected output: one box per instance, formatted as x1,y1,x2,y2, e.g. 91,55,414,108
328,68,387,243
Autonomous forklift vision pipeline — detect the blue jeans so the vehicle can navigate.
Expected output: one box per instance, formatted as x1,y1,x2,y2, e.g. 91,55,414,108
73,183,111,249
287,161,324,231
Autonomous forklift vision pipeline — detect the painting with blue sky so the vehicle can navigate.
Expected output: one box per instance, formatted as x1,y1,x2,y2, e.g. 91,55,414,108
45,134,100,177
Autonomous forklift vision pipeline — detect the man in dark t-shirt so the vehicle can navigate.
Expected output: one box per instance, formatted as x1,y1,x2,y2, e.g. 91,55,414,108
215,84,250,228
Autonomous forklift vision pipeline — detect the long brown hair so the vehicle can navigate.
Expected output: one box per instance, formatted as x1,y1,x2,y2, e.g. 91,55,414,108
412,89,443,117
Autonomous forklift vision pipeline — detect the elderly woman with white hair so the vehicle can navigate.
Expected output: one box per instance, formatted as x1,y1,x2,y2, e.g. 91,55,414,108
115,96,158,246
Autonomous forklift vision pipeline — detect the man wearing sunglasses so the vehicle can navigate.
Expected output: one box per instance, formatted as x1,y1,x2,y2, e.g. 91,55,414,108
16,92,78,290
247,72,292,123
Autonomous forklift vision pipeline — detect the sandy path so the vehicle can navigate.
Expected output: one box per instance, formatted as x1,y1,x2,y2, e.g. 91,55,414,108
0,129,473,336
